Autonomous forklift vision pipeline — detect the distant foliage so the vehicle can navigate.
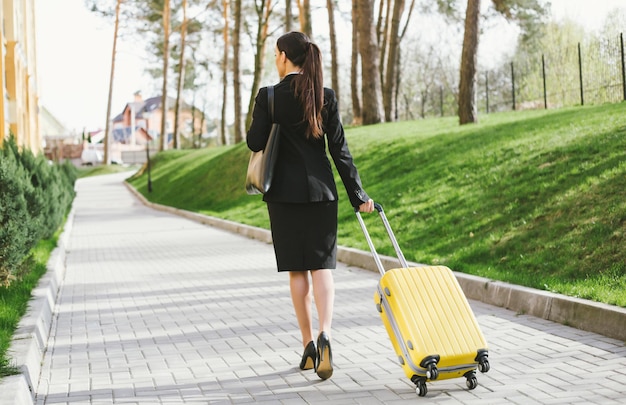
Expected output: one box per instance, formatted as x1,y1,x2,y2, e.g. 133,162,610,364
0,137,77,286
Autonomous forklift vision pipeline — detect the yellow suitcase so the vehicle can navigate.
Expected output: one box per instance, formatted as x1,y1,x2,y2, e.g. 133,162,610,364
356,204,490,396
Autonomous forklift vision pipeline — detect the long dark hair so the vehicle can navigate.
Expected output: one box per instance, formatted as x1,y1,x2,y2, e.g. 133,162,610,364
276,32,324,139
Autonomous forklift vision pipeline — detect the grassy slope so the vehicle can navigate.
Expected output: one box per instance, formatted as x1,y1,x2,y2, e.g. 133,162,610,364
77,164,141,178
127,104,626,306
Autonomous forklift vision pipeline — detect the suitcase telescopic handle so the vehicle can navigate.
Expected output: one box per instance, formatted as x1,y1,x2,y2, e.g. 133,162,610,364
355,203,409,276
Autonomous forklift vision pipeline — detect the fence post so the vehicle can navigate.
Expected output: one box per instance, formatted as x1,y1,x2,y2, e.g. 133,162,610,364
578,42,584,106
511,62,516,111
542,54,547,109
485,72,490,113
440,86,444,117
619,32,626,101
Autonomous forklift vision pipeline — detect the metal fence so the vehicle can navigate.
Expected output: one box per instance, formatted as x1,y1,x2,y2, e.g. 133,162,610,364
410,32,626,118
480,32,626,113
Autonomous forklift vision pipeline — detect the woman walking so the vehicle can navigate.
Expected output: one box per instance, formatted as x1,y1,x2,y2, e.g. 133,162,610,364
246,31,374,380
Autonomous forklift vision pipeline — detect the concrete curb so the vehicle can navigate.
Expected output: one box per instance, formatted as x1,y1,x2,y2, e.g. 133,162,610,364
125,182,626,343
0,376,32,405
458,273,626,341
0,207,75,405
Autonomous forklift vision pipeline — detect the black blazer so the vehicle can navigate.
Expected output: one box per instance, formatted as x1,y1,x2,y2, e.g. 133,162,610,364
247,74,369,208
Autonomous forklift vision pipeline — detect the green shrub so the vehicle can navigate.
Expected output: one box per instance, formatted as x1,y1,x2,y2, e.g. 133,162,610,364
0,157,33,285
0,137,76,285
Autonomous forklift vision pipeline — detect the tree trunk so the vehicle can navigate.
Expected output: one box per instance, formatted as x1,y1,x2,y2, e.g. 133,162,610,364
191,91,196,148
383,0,405,122
285,0,292,31
220,0,229,146
245,0,272,130
104,0,121,165
393,0,416,121
357,0,383,125
399,0,416,39
378,0,391,94
394,51,402,121
233,0,244,143
173,0,187,150
350,0,362,125
458,0,480,125
327,0,339,100
375,0,385,45
160,0,171,151
297,0,312,38
200,97,208,147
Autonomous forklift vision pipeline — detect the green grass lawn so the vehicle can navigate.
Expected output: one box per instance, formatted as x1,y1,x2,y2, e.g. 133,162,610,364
0,236,57,377
78,163,141,178
128,104,626,307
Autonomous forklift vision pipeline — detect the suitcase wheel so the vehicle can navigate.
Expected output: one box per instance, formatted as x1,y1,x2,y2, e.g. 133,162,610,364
420,357,440,380
411,376,428,397
466,375,478,390
464,371,478,390
476,350,490,373
427,363,439,380
415,379,427,397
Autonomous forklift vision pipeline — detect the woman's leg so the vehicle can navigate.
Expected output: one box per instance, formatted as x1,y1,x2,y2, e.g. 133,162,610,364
311,269,335,335
289,271,314,347
311,269,335,379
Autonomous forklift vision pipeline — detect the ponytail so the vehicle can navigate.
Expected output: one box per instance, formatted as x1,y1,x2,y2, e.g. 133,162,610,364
277,32,324,139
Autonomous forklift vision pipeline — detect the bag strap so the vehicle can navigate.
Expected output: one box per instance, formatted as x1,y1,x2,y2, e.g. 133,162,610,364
267,85,275,122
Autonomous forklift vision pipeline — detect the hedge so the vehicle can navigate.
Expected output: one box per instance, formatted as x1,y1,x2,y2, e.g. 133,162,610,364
0,137,77,286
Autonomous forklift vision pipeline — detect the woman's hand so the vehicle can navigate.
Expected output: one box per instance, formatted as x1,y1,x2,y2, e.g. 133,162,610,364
358,199,375,213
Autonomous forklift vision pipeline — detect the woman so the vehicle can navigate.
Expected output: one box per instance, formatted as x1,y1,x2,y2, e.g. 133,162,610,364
246,31,374,380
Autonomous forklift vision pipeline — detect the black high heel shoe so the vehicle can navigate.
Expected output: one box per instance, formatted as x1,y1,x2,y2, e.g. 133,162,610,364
316,332,333,380
299,341,317,370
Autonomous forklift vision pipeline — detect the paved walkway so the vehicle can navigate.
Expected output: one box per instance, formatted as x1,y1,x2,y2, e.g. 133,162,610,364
34,172,626,404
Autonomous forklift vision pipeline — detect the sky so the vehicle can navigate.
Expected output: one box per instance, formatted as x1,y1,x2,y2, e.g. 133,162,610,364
35,0,626,134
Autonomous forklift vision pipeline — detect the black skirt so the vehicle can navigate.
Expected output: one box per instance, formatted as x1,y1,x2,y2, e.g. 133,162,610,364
267,201,338,271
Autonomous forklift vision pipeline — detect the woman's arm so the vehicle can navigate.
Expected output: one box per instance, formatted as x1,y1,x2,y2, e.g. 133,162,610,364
246,87,271,152
324,88,371,208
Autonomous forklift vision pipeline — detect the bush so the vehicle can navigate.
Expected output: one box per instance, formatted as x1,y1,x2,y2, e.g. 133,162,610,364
0,158,32,285
0,137,76,286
